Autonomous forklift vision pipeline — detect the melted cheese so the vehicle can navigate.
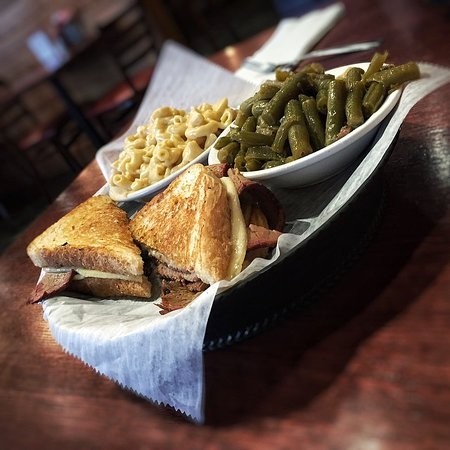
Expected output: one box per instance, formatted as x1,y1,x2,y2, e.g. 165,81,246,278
44,267,142,282
220,177,247,279
74,268,143,282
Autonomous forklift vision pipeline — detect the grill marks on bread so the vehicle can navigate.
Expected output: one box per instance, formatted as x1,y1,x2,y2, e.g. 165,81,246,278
130,164,233,286
26,195,151,301
27,196,144,276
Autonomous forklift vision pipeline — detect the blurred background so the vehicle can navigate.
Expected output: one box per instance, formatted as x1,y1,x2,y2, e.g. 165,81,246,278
0,0,326,253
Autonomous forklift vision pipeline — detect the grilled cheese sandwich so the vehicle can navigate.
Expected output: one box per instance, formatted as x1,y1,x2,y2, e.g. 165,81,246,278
26,195,152,302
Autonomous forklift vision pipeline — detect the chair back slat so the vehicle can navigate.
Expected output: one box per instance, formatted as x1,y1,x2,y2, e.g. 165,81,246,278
0,93,38,145
99,1,158,90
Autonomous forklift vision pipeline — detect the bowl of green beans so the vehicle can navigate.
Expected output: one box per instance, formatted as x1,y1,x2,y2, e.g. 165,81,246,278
208,53,420,187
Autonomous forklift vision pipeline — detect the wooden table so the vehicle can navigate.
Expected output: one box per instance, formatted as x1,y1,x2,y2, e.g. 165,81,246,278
1,0,449,448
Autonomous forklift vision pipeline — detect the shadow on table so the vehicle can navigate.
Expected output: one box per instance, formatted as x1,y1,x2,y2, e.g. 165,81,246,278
201,171,446,425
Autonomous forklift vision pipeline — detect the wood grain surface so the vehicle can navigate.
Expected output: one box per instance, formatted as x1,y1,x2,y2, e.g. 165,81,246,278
1,0,449,448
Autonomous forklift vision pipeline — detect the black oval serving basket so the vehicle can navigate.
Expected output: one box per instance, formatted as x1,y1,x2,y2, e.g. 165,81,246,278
202,132,399,351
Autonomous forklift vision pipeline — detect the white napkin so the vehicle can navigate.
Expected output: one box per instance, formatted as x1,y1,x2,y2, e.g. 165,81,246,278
235,2,345,83
43,62,450,423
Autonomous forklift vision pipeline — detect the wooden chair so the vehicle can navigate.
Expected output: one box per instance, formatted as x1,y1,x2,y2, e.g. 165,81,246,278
0,81,84,202
86,0,159,139
164,0,279,54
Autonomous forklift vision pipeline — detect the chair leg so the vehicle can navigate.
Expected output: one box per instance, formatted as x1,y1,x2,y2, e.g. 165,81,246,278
94,97,139,141
0,201,10,220
52,139,83,173
17,152,53,203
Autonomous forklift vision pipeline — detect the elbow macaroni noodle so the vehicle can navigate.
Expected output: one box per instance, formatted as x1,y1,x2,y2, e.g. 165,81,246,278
110,98,236,195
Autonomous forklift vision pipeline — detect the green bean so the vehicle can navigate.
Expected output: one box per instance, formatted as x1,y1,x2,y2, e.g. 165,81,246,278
288,125,312,159
309,73,334,91
238,116,257,153
316,89,329,115
300,71,329,96
214,135,233,149
239,90,275,116
285,99,312,159
284,156,297,164
241,115,257,132
315,77,333,115
362,81,386,118
298,94,310,103
258,80,283,98
345,80,365,128
263,160,285,169
325,79,347,146
284,98,301,121
261,72,306,125
234,110,248,128
317,76,334,90
245,146,284,162
275,69,292,82
344,67,364,90
239,94,259,116
369,61,420,90
271,116,296,153
217,141,240,164
297,73,317,96
227,126,241,141
234,148,247,171
256,124,279,138
362,51,389,83
251,99,269,117
301,97,325,150
299,62,325,75
245,158,263,172
238,130,275,146
256,113,279,138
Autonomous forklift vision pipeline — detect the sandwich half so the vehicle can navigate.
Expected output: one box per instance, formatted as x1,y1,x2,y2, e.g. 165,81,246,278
130,163,285,312
27,195,152,303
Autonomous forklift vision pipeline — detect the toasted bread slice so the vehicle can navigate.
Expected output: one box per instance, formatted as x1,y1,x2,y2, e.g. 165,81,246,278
27,195,152,300
27,195,143,276
130,164,234,285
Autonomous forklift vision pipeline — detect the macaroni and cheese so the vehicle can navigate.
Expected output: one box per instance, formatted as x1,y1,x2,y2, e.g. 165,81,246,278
109,98,236,197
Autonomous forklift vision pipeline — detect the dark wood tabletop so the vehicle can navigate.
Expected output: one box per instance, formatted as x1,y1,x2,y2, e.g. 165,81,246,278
1,0,449,448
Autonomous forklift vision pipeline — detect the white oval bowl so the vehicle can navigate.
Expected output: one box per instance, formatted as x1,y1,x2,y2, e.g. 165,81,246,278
208,63,402,188
108,145,210,202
